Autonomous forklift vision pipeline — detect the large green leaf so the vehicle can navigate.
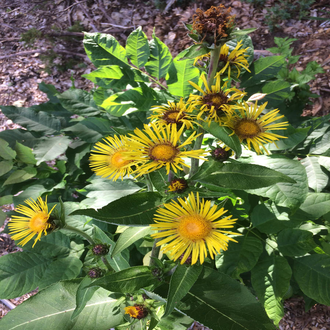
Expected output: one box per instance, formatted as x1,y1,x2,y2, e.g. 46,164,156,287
251,256,292,326
177,267,274,330
250,203,303,234
12,184,50,206
240,55,286,87
0,138,17,160
89,266,158,293
0,160,13,176
309,129,330,155
0,281,124,330
100,93,132,117
80,177,140,209
216,235,263,278
277,228,316,257
3,167,37,185
300,156,328,192
112,226,153,258
202,123,242,157
294,254,330,305
15,142,37,164
71,192,164,226
83,32,128,68
164,264,202,318
0,129,37,149
82,65,124,82
145,33,172,80
1,106,61,134
246,155,308,209
192,160,294,189
166,58,199,98
33,136,72,165
126,26,150,68
57,89,100,117
299,192,330,219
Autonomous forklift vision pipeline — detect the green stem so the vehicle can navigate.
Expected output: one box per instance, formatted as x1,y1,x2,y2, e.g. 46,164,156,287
207,45,222,86
149,238,161,267
188,124,205,179
101,256,114,272
145,174,154,192
63,224,96,245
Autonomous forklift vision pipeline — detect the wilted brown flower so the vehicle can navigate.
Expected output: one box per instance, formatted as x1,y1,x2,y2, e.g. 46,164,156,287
192,5,235,46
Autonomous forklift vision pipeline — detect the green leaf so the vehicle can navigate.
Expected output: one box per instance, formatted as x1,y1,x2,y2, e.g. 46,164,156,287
216,236,263,278
145,33,172,80
0,138,17,160
100,93,132,117
89,266,158,293
177,267,274,330
294,254,330,305
82,65,124,82
192,161,294,190
251,203,302,234
202,123,242,157
240,56,286,87
112,226,154,257
251,256,292,326
33,136,72,165
39,82,60,103
15,141,37,164
232,28,256,36
277,229,316,257
80,177,140,209
300,156,328,192
299,192,330,219
57,89,100,117
246,155,308,209
164,264,202,318
0,210,7,227
176,44,209,60
1,106,61,134
0,281,124,330
71,277,99,320
83,32,129,68
156,311,193,330
0,129,37,149
12,184,49,206
166,58,199,98
309,129,330,155
0,160,13,176
71,192,164,226
3,167,37,185
126,27,150,68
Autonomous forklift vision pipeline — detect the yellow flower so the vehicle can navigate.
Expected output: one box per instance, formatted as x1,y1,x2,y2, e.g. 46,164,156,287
125,123,207,176
217,40,251,79
168,178,188,193
189,73,245,125
124,306,139,318
150,192,239,265
89,135,134,181
149,98,196,129
226,101,289,154
8,197,56,247
193,52,210,67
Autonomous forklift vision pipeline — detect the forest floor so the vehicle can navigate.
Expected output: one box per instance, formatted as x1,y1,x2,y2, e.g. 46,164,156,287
1,0,330,328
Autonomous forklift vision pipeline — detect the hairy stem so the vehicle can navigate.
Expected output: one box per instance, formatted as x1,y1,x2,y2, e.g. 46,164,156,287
149,238,161,267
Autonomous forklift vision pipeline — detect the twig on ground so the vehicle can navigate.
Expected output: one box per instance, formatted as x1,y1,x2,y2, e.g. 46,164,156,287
97,0,112,22
75,0,98,32
0,49,87,60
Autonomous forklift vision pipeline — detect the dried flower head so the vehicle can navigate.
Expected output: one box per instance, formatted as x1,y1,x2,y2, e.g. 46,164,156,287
168,178,188,193
124,305,148,319
192,5,235,46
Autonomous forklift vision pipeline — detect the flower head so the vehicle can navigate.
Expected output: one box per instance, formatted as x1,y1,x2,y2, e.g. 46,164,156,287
217,40,251,79
150,192,239,265
189,73,245,125
192,5,235,46
226,101,289,154
8,197,56,247
149,98,196,129
88,267,104,279
124,305,148,319
125,123,207,176
168,178,188,193
89,135,134,181
92,244,110,256
211,146,231,161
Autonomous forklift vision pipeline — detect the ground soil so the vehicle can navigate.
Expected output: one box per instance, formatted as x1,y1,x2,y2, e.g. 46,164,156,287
0,0,330,328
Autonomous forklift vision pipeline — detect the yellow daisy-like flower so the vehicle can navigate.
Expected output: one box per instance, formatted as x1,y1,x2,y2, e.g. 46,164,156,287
189,73,245,125
89,135,134,181
125,123,207,176
217,40,251,79
150,192,239,265
8,197,56,247
124,306,139,318
226,101,289,154
149,98,196,129
168,178,188,193
193,52,210,67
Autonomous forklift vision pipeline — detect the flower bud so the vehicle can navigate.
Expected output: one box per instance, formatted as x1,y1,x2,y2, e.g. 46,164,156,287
92,244,110,256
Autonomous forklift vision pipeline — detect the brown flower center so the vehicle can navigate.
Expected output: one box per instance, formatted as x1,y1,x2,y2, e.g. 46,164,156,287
203,92,228,116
